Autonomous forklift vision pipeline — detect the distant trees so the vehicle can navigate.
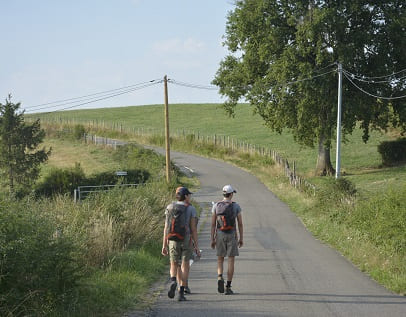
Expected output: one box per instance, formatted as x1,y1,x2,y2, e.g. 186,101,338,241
213,0,406,175
0,95,51,194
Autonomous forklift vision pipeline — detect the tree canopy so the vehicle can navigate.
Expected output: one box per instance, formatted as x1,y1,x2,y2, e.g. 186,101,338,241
213,0,406,175
0,96,51,194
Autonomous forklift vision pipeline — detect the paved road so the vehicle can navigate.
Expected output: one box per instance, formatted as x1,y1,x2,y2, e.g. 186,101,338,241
130,148,405,317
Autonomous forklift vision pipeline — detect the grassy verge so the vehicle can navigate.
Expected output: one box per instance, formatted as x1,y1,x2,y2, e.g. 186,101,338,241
1,132,202,316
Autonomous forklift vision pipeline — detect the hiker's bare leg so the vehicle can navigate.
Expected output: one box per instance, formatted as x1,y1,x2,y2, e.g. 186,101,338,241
227,256,235,281
180,259,190,287
176,263,181,283
170,261,178,278
217,256,225,276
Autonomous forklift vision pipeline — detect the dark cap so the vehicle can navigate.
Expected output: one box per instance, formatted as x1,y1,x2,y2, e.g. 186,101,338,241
176,186,193,196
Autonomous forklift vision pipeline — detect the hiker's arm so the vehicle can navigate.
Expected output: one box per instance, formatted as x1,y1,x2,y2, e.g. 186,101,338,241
211,212,217,249
237,213,243,248
161,221,169,256
190,217,200,257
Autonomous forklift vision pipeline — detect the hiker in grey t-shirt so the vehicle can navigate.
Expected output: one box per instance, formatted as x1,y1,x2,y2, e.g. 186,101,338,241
162,187,200,301
211,184,243,295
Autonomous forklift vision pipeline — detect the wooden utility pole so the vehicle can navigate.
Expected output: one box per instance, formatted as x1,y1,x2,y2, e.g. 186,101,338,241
164,75,171,183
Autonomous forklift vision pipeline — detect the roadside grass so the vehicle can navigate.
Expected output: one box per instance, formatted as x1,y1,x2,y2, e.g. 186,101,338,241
71,243,166,317
1,133,196,316
42,138,121,178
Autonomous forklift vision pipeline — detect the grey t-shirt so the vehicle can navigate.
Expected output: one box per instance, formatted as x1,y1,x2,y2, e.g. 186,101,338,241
165,201,197,236
212,199,242,233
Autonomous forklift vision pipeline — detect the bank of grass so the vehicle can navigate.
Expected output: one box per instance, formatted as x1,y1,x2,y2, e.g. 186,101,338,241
1,134,200,316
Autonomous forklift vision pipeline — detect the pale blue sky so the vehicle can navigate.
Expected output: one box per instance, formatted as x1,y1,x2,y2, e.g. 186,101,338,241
0,0,235,113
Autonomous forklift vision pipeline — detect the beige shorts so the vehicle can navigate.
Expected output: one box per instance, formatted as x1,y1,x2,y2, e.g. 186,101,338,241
216,232,239,257
169,238,192,263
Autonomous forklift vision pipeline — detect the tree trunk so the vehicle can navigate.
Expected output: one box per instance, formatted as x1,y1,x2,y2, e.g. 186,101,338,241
315,134,335,176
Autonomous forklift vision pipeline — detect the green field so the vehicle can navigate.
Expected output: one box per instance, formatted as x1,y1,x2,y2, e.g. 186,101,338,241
31,103,403,196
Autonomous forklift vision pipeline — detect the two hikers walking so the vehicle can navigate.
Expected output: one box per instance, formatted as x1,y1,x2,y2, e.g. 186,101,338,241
162,184,243,300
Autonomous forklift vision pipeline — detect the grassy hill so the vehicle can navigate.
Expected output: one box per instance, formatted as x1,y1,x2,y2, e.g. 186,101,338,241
30,103,404,196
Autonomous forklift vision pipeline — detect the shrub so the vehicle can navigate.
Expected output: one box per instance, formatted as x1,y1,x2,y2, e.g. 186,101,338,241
351,187,406,254
35,163,86,197
314,177,357,222
0,197,81,316
377,138,406,166
85,169,149,187
73,124,86,140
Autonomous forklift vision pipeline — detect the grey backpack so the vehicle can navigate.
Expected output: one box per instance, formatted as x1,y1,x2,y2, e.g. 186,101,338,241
216,201,235,232
167,203,187,241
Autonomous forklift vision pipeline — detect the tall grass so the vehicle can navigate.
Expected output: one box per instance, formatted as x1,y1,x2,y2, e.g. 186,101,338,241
0,129,191,316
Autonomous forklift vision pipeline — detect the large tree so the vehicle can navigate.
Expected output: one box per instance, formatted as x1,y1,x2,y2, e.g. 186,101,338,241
0,96,51,193
213,0,406,175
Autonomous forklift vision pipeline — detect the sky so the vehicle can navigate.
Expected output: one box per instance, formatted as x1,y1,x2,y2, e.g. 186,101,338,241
0,0,236,113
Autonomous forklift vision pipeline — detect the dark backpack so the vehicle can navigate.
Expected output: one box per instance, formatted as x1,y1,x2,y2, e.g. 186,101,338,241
216,201,235,232
167,203,188,241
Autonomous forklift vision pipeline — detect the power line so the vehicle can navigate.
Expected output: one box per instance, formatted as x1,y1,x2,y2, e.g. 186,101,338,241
343,69,406,84
25,79,161,110
342,68,406,80
283,69,336,86
343,72,406,100
26,80,163,114
168,79,218,90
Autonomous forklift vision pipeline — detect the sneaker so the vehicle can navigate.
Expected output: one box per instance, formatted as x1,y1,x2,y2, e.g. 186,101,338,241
184,286,191,294
177,292,187,301
225,286,234,295
168,281,177,299
217,278,225,293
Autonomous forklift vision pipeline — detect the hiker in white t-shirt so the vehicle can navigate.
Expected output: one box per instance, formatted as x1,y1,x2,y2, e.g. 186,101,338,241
211,185,243,295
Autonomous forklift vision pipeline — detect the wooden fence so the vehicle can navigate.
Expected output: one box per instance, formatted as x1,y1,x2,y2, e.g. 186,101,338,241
32,117,317,195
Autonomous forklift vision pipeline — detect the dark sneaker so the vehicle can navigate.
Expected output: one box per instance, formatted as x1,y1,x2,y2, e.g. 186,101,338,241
184,286,191,294
177,292,187,301
225,286,234,295
217,278,225,293
168,281,177,299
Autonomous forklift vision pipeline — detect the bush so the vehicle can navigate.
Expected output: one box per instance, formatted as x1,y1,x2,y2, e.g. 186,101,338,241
377,138,406,166
0,197,81,316
314,178,357,222
85,169,149,187
351,187,406,254
35,163,86,197
73,124,86,140
316,178,357,206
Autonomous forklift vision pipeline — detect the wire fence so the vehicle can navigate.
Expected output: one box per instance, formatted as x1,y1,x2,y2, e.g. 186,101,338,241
74,183,141,202
34,117,317,196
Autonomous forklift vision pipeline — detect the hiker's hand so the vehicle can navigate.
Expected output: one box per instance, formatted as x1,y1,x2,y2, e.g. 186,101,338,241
238,239,243,248
211,239,216,249
195,247,201,257
161,246,168,256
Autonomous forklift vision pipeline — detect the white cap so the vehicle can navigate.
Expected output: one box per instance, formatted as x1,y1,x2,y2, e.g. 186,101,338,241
222,184,237,194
